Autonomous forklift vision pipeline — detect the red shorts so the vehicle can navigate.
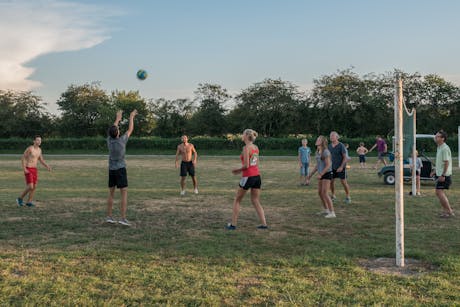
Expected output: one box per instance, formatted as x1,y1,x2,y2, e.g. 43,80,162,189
25,167,38,185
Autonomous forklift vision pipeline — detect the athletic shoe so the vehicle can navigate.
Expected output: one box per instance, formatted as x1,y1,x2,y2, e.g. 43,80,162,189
26,202,34,207
194,188,199,194
325,212,336,218
416,192,421,196
225,223,236,230
257,225,268,229
439,212,455,218
331,195,337,202
16,198,23,207
317,209,330,215
345,197,352,204
118,219,131,226
180,190,186,196
106,216,116,224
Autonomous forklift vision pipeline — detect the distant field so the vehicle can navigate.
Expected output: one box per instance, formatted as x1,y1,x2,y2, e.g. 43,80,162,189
0,155,459,305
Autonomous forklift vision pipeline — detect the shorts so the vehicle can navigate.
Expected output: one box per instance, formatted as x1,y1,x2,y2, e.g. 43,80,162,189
415,170,420,176
378,152,386,160
435,176,451,190
359,155,366,163
332,169,347,180
239,175,261,190
108,167,128,189
180,161,195,177
300,162,309,176
320,171,333,180
25,167,38,185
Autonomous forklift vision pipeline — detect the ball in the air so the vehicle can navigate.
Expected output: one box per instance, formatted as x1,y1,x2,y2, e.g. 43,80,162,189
136,69,148,80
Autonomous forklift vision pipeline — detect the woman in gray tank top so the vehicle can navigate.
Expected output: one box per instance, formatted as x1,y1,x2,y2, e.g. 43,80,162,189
306,135,336,218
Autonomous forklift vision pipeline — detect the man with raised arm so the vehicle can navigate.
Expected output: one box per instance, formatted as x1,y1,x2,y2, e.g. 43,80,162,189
106,109,138,226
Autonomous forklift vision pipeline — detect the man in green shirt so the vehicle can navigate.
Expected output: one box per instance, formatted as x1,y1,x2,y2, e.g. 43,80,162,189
430,130,454,218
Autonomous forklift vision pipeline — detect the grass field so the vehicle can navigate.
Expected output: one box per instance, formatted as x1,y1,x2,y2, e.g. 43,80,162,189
0,155,459,305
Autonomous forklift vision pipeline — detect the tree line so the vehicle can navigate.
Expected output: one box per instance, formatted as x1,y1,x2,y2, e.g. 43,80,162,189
1,69,459,139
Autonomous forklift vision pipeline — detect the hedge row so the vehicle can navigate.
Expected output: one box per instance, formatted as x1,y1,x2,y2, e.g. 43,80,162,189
0,136,456,154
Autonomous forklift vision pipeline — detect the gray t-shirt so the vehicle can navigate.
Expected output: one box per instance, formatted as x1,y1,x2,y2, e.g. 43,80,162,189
328,142,346,170
107,133,128,170
316,149,332,174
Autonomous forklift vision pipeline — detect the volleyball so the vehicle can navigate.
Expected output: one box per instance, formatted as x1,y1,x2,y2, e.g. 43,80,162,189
136,69,148,80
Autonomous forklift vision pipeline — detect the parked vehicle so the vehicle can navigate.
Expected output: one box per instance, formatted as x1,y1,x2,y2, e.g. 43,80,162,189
377,134,436,185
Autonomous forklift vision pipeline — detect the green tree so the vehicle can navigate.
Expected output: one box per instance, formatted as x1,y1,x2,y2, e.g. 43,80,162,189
57,83,112,137
151,98,194,137
230,79,301,136
0,90,54,138
188,83,229,136
111,90,155,136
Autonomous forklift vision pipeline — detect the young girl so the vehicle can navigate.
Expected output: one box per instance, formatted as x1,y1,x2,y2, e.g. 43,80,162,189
408,150,423,196
226,129,268,230
306,136,336,218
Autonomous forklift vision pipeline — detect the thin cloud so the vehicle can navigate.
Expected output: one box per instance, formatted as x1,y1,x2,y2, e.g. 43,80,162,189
0,0,118,90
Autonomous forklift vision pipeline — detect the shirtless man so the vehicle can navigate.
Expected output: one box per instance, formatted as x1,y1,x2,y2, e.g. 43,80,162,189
175,135,198,195
16,135,51,207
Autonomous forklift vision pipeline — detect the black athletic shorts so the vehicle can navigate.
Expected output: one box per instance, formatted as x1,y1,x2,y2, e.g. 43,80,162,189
109,167,128,189
359,155,366,163
239,175,261,190
332,169,347,180
180,161,195,177
320,171,333,180
435,176,451,190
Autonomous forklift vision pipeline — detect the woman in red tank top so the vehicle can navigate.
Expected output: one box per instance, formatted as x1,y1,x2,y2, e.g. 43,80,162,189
226,129,268,230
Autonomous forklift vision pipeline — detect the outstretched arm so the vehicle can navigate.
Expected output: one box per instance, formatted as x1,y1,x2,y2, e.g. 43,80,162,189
114,110,122,126
126,109,138,137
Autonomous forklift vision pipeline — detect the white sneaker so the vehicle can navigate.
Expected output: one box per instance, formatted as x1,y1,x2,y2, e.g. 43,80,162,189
118,219,131,226
194,188,199,194
325,212,336,218
416,192,421,196
106,216,116,224
317,209,330,215
180,190,186,196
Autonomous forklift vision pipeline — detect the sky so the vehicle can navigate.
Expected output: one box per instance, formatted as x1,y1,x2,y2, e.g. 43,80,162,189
1,0,460,114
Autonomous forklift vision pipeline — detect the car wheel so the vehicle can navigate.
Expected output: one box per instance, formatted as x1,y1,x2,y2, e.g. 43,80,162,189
384,172,395,185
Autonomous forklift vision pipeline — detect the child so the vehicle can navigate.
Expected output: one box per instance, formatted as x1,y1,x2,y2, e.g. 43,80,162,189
298,139,311,185
356,142,369,168
408,150,422,196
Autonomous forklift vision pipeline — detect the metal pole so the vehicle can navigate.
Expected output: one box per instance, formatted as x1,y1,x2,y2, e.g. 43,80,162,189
411,109,416,195
395,78,405,267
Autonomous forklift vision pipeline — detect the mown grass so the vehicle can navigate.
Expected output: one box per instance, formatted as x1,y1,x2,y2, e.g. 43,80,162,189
0,155,459,305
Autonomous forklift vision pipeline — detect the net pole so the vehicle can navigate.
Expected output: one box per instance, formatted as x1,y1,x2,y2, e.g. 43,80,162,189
458,126,459,168
411,110,416,195
395,78,405,267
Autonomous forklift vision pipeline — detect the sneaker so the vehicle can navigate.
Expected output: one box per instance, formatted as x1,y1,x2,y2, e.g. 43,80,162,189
317,209,330,215
331,195,337,202
180,190,186,196
225,223,236,230
439,212,455,218
194,188,199,194
325,212,336,218
16,198,23,207
257,225,268,229
416,192,421,196
118,219,131,226
26,202,34,207
106,216,116,224
345,197,351,204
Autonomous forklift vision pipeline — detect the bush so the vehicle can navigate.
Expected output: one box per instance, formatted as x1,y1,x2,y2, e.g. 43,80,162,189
0,136,456,154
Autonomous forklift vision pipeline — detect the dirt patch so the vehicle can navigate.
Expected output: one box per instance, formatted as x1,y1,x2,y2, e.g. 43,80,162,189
358,257,437,276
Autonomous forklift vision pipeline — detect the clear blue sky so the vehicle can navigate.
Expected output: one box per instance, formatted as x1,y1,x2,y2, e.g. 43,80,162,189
1,0,460,114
